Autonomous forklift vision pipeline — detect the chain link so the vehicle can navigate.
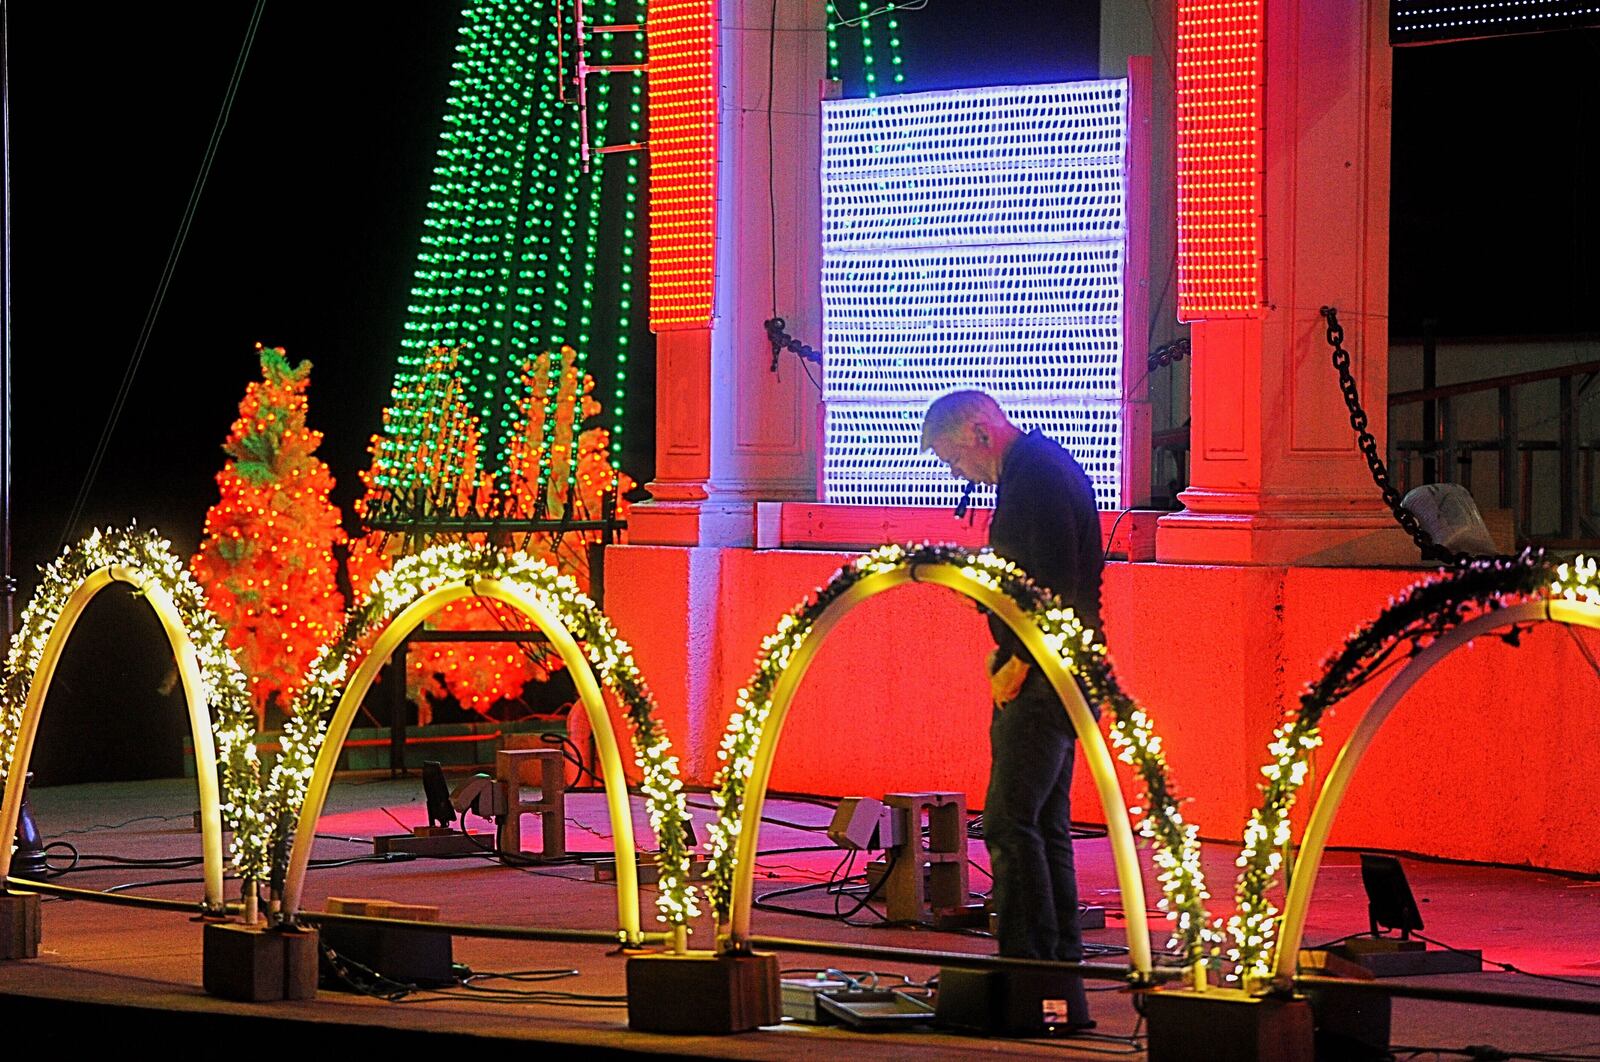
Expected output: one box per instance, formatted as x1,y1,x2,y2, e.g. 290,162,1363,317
1321,306,1467,565
1147,336,1191,372
764,317,823,372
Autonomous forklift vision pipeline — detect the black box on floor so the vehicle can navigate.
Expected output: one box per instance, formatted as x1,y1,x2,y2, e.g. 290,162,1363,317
627,951,782,1033
318,921,455,991
934,966,1080,1036
1142,988,1313,1062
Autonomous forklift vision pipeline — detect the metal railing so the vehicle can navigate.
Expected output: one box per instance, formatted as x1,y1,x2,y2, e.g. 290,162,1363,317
1389,359,1600,546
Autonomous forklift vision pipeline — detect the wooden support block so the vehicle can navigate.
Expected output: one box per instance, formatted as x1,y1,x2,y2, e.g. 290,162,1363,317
494,748,567,861
0,891,41,960
627,951,782,1033
1142,987,1314,1062
281,927,320,1001
372,829,488,858
203,922,286,1002
883,792,969,924
325,897,440,922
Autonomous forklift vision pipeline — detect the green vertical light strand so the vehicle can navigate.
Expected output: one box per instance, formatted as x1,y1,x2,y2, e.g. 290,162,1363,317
515,0,564,505
858,1,877,98
481,2,537,482
533,0,575,511
563,1,622,516
467,1,520,432
886,6,904,88
489,0,551,497
826,4,841,82
389,0,493,496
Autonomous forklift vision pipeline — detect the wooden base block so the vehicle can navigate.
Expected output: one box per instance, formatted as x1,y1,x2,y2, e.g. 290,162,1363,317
325,897,440,922
0,892,41,960
281,927,320,1001
372,830,488,858
203,922,320,1002
627,951,781,1033
1142,987,1314,1062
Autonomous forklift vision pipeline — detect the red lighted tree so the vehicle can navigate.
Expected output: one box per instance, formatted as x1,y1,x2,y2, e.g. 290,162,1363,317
350,345,632,720
193,344,347,725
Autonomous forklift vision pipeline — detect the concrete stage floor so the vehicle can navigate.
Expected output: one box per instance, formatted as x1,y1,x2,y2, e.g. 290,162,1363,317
2,776,1598,1058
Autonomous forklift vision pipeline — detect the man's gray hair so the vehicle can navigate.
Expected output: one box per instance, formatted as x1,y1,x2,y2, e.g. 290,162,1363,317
920,390,1008,450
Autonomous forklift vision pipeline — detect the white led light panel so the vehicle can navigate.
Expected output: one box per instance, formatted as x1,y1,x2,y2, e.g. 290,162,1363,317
821,80,1131,509
824,401,1122,510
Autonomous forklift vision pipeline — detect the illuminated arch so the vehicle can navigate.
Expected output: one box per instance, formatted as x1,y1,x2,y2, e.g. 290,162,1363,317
704,545,1212,984
1268,596,1600,984
1225,552,1598,986
0,528,260,912
271,544,696,945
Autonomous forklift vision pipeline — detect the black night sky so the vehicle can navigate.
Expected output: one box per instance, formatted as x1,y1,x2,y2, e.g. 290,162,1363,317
2,5,1597,779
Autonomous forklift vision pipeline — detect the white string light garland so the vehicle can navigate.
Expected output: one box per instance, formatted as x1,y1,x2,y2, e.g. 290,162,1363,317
265,541,700,926
0,526,268,881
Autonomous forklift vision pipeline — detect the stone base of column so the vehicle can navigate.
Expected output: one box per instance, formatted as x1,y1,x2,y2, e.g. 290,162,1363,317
1158,493,1424,567
628,500,763,548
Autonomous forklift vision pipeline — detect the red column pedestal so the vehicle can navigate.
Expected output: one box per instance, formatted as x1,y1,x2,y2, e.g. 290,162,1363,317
1157,0,1417,567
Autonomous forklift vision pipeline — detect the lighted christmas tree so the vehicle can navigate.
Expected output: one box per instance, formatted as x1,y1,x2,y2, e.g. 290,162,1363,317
350,345,633,721
193,345,347,725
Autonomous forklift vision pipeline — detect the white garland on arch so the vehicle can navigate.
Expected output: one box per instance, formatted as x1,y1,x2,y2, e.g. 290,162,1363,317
703,543,1215,964
265,542,700,926
0,526,268,880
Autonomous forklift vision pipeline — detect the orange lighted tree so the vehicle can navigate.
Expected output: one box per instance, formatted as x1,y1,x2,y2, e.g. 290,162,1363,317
193,345,347,724
349,345,633,720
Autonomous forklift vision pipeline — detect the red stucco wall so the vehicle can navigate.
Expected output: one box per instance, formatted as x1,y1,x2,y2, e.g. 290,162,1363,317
602,546,1600,873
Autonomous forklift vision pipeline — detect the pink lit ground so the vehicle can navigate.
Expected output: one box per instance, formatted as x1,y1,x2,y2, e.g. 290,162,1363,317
3,776,1598,1058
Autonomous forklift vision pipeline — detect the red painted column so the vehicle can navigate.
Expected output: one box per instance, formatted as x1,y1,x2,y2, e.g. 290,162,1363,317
1156,0,1415,565
631,0,823,546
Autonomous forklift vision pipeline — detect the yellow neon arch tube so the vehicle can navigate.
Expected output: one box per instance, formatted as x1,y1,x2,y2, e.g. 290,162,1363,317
1269,598,1600,985
278,579,649,943
0,565,227,909
721,562,1155,979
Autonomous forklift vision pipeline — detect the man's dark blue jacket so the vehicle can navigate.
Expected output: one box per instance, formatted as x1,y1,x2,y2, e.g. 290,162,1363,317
986,430,1104,670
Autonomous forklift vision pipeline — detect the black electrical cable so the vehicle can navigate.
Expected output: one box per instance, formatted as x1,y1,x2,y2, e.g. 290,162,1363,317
753,848,897,926
50,813,191,837
56,0,267,552
686,794,830,833
94,853,417,895
325,943,627,1008
1408,929,1600,994
42,841,78,875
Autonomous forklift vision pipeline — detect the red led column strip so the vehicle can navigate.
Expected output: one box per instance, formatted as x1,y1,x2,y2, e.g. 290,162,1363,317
647,0,718,331
1175,0,1265,321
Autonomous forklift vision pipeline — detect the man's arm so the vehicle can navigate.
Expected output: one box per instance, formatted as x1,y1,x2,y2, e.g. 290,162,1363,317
989,460,1083,673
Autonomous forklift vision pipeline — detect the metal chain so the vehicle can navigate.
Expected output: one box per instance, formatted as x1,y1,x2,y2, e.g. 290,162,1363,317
1147,336,1191,372
1321,306,1464,565
764,317,823,372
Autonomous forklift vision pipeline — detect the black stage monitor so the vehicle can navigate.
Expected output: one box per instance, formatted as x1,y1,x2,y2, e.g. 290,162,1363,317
1360,853,1424,940
421,760,455,829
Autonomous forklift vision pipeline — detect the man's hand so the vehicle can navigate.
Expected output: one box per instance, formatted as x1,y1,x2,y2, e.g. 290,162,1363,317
989,654,1030,706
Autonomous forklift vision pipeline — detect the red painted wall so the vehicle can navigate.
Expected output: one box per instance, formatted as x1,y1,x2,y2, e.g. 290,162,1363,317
602,546,1600,874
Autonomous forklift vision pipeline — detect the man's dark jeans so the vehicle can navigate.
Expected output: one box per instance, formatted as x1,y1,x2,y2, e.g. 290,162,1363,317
985,670,1091,1022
